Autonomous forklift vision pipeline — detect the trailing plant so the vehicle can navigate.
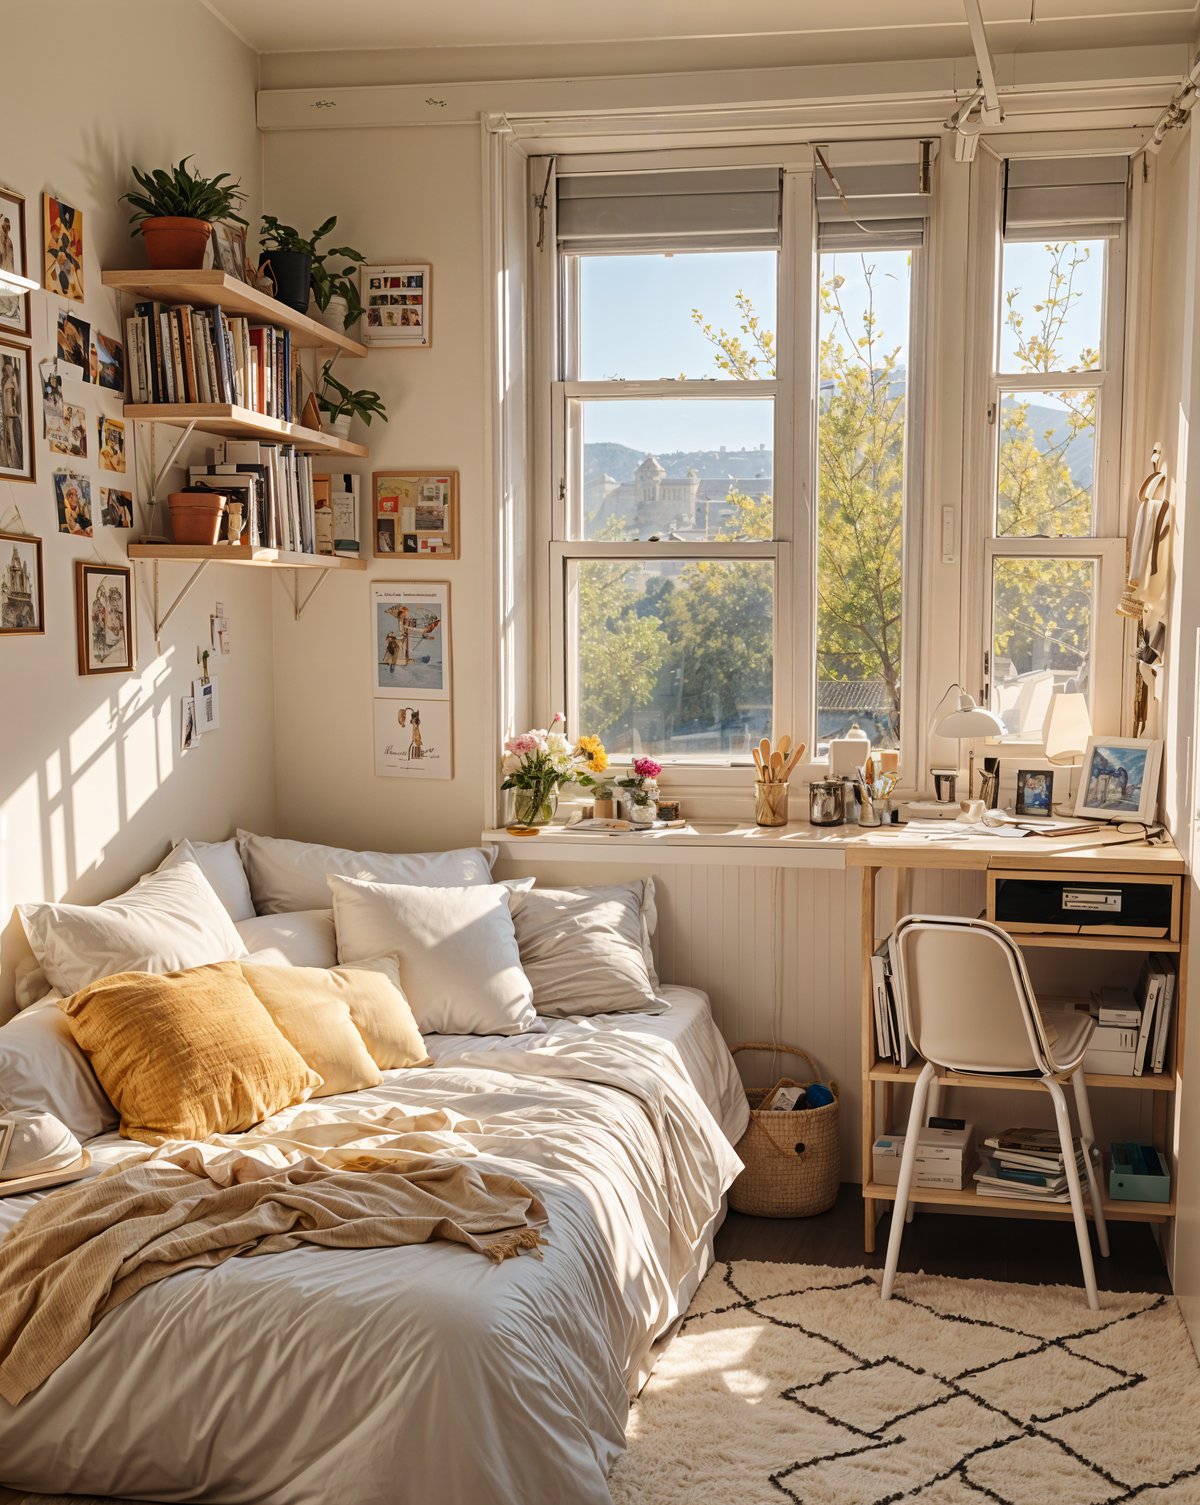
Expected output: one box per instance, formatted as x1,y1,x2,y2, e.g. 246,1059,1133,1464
316,362,388,426
260,216,366,326
122,157,247,233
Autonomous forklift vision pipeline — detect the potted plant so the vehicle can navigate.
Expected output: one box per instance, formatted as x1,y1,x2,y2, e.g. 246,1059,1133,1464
259,215,365,318
617,757,662,826
122,157,247,270
311,241,367,332
315,362,388,438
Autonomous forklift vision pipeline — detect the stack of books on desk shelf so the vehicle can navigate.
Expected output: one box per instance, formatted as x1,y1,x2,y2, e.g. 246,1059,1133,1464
974,1127,1089,1202
1080,958,1177,1077
870,936,911,1066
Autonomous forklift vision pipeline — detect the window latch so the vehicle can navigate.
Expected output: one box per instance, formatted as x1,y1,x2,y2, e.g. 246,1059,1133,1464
986,402,996,425
558,478,566,503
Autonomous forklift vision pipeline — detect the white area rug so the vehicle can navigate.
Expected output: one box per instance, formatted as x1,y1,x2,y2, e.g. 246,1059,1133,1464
610,1261,1200,1504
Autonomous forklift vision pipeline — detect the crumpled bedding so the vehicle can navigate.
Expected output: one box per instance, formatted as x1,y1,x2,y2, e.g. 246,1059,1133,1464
0,987,746,1504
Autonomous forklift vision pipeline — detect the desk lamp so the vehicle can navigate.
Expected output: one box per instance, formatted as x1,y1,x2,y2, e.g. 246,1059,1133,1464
1043,692,1092,812
931,685,1005,799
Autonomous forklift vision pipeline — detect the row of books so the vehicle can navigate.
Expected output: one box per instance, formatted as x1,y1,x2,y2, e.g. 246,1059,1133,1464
870,937,911,1066
313,473,361,560
125,303,302,421
189,441,317,554
1082,959,1176,1077
973,1127,1090,1203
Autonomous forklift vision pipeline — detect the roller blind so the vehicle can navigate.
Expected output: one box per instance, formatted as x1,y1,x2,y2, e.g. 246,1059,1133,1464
556,167,782,254
815,142,934,251
1003,157,1128,242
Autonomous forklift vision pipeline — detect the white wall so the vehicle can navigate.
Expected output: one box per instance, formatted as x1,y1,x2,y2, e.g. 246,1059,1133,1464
262,124,491,853
0,1,274,1016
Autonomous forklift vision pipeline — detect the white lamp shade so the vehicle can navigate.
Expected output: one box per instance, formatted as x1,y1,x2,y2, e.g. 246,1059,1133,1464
935,692,1006,740
1043,692,1092,766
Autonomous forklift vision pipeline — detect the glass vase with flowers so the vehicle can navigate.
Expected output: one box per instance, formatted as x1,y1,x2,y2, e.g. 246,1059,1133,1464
617,757,662,826
500,714,608,829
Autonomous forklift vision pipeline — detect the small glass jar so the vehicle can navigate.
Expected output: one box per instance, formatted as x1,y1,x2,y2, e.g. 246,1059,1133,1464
754,779,789,827
808,779,846,826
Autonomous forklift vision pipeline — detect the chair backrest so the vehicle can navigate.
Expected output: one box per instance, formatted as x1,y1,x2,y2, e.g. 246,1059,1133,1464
891,915,1055,1075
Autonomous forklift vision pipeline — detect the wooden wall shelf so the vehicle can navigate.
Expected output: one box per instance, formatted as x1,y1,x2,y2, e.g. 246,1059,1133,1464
122,403,368,458
101,269,368,356
128,544,364,571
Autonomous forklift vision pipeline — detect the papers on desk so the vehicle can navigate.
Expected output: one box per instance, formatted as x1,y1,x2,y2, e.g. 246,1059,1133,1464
868,820,1029,842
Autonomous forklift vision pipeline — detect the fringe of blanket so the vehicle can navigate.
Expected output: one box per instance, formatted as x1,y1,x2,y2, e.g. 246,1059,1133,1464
483,1227,546,1263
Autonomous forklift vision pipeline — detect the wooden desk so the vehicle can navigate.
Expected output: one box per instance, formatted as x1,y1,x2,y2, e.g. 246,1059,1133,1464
850,833,1188,1252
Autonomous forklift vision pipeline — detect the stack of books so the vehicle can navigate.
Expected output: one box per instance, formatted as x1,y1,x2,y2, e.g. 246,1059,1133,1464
870,936,911,1066
1081,957,1177,1077
974,1127,1089,1203
188,440,317,553
126,302,301,421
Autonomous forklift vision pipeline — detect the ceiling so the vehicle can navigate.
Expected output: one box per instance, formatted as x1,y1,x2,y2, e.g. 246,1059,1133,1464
206,0,1198,68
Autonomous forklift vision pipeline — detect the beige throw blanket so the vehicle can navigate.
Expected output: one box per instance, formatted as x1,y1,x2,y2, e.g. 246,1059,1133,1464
0,1103,547,1405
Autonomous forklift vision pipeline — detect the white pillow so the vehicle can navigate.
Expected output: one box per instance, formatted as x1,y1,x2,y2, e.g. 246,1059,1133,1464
235,909,338,969
178,837,255,922
509,881,664,1017
237,830,498,915
0,996,117,1142
17,842,248,996
328,876,536,1036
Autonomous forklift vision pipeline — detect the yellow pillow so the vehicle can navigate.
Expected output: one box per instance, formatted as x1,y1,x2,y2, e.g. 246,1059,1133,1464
239,963,384,1097
317,957,430,1071
60,961,321,1144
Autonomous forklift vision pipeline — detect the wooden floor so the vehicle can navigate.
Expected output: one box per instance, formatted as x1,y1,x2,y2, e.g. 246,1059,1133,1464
714,1181,1173,1294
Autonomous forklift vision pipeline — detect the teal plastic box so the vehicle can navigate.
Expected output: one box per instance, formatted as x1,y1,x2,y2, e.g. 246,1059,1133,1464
1109,1143,1171,1203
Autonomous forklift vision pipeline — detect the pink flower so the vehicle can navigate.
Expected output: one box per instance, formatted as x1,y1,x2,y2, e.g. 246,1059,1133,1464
632,756,662,779
505,733,539,756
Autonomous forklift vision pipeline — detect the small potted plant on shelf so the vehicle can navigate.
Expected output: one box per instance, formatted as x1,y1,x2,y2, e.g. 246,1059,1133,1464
315,362,387,438
617,756,662,826
121,157,247,270
311,242,367,332
500,716,608,830
259,215,365,318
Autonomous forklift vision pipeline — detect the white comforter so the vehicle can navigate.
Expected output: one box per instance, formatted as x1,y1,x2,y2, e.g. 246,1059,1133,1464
0,989,746,1504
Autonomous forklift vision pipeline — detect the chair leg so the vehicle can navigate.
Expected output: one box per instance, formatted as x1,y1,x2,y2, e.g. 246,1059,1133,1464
882,1061,936,1301
1071,1068,1110,1259
1045,1077,1100,1311
906,1076,943,1225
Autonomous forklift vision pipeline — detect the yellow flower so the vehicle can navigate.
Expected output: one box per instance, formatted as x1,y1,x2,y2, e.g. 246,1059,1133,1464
576,734,608,773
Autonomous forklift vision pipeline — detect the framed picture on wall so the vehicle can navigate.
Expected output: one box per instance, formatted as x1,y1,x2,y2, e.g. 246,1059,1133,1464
211,223,248,282
372,698,451,780
0,185,31,338
1014,769,1054,817
370,580,450,700
75,560,135,676
373,470,458,558
0,338,35,484
360,263,432,348
0,532,44,635
1074,737,1163,825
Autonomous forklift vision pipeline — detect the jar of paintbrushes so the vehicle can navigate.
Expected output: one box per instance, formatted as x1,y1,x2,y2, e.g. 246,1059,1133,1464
752,734,806,827
854,754,900,827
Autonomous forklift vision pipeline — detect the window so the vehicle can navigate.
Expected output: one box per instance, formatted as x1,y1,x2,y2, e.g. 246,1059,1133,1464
982,155,1128,740
542,148,930,768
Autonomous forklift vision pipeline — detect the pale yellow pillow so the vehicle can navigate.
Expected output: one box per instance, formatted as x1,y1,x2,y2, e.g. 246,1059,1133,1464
331,957,431,1071
240,963,384,1097
60,962,321,1144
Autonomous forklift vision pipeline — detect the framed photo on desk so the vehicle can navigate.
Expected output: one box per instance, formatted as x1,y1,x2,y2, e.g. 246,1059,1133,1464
1074,737,1162,825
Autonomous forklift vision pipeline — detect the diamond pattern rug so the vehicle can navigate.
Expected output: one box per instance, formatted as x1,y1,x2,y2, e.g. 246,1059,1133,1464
609,1260,1200,1504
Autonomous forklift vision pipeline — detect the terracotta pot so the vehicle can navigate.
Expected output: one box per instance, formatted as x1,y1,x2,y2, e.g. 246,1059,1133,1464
140,217,212,270
169,491,226,546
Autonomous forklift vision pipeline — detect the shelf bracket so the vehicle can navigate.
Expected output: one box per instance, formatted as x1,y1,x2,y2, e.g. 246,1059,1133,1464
152,420,198,497
149,559,210,652
292,567,331,620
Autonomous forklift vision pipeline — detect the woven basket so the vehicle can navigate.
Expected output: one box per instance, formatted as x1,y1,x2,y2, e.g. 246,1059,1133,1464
728,1043,840,1218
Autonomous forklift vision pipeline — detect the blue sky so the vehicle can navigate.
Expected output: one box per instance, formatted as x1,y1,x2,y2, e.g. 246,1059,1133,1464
578,248,913,452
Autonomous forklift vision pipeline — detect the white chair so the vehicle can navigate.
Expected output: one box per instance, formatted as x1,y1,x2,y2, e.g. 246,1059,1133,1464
880,914,1110,1311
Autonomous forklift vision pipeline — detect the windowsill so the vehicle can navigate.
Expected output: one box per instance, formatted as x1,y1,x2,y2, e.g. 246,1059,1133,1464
485,819,872,868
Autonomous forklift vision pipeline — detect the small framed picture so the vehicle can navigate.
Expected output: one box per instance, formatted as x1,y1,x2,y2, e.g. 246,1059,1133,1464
0,532,44,635
0,185,31,338
360,263,432,348
211,223,247,281
371,580,450,701
1074,737,1163,825
43,194,84,301
373,470,458,559
0,338,35,484
1014,768,1054,817
75,561,135,676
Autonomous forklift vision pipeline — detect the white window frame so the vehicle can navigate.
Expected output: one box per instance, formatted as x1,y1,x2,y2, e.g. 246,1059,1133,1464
962,141,1130,748
534,150,928,793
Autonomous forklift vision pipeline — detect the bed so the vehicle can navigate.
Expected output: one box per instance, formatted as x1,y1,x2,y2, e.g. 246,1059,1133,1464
0,986,748,1505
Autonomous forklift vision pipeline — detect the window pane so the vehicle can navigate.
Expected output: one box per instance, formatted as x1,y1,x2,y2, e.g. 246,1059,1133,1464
576,398,773,541
990,556,1095,736
996,389,1095,537
998,239,1104,373
570,558,772,755
576,251,777,380
816,249,910,752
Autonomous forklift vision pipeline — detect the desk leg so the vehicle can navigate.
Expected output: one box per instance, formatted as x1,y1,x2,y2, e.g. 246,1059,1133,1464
862,864,879,1252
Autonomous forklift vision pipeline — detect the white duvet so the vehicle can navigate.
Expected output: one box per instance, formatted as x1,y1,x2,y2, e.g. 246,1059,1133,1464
0,988,747,1504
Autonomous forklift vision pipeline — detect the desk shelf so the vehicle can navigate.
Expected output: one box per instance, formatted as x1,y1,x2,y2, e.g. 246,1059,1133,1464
867,1058,1177,1093
862,1180,1174,1224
